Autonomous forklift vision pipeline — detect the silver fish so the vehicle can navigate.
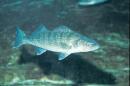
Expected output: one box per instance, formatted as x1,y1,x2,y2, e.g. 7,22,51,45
78,0,108,6
13,25,99,60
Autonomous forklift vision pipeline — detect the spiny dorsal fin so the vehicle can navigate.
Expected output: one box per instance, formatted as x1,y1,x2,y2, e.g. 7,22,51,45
53,25,73,32
31,25,48,36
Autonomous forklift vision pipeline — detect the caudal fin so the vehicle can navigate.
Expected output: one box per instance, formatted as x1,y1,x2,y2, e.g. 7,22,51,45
13,27,27,48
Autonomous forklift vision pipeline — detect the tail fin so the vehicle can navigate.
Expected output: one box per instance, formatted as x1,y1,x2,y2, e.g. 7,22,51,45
13,27,27,48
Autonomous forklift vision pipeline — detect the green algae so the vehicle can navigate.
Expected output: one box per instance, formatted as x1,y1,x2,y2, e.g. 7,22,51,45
94,33,129,48
7,51,21,66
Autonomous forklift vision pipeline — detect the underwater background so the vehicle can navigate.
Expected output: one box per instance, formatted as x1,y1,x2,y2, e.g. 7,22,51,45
0,0,129,86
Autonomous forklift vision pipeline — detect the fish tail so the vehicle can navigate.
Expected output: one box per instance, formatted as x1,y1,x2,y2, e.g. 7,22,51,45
13,27,27,48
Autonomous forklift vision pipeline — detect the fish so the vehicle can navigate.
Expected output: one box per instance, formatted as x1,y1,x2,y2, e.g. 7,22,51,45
13,25,99,60
78,0,108,6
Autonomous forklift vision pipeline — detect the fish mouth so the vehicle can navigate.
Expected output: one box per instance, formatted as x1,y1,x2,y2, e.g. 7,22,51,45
91,43,100,51
95,44,100,50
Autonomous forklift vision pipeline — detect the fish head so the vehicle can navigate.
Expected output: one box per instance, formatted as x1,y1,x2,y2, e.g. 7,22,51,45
73,37,100,52
84,40,100,52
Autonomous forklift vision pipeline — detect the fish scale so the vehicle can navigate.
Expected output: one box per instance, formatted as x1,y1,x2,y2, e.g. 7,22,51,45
67,32,75,42
55,32,65,48
64,32,71,42
56,32,62,46
46,32,61,49
56,32,63,46
61,32,65,43
50,32,58,46
45,31,49,45
48,32,53,45
40,33,46,46
66,32,78,46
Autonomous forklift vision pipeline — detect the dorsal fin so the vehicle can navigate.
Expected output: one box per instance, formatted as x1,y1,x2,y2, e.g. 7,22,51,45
31,25,48,36
53,25,73,32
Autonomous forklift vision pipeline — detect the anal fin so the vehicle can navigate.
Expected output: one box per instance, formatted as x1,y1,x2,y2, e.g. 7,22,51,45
58,53,71,60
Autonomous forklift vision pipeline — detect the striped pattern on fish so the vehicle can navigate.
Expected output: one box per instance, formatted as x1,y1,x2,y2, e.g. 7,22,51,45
13,25,99,60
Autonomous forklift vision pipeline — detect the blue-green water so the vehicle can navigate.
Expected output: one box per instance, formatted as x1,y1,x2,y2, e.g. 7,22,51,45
0,0,129,86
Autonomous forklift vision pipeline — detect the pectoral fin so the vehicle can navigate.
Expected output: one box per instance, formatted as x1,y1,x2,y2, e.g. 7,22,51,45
35,47,47,55
58,53,71,60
